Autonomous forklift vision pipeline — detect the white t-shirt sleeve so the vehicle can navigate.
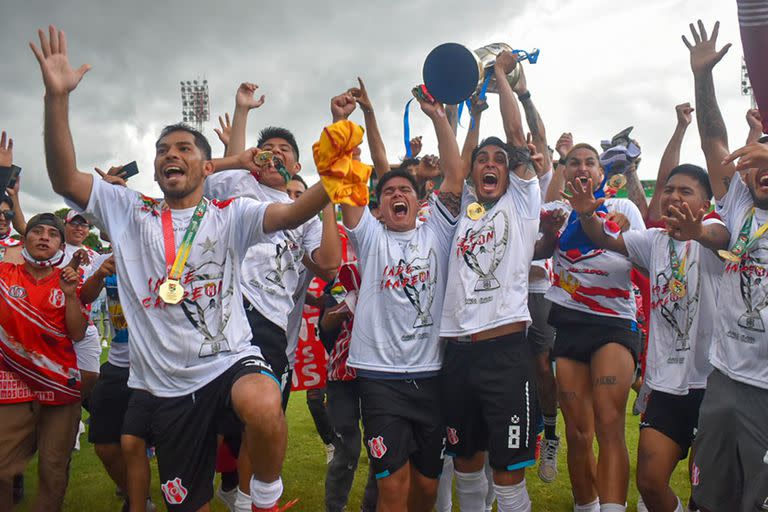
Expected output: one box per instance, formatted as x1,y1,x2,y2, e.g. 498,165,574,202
609,198,646,231
424,196,460,254
302,215,323,263
623,228,657,271
717,173,754,233
83,253,112,281
538,169,553,201
346,207,382,256
205,170,261,201
507,172,542,220
67,177,138,245
230,197,277,255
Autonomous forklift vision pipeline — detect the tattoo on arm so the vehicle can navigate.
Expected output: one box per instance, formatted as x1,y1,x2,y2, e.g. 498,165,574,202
595,376,617,386
695,74,728,141
438,190,461,217
520,97,541,139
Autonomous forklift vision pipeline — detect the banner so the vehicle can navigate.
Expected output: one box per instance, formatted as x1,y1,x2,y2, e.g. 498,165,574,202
291,277,329,391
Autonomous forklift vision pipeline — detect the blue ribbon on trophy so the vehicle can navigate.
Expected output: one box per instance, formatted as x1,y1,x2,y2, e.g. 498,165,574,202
404,43,541,156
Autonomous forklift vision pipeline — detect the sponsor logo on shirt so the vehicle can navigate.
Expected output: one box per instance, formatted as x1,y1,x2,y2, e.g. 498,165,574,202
446,427,459,446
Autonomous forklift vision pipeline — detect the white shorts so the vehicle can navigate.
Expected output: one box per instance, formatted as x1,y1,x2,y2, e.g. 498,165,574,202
74,325,102,373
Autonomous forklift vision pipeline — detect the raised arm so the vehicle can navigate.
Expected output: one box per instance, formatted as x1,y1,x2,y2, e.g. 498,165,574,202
565,177,629,255
647,103,694,220
460,95,487,177
533,209,566,259
30,25,94,210
226,82,265,157
494,51,526,147
414,96,463,215
80,255,115,305
263,181,330,233
684,20,734,200
544,132,573,203
305,204,343,280
349,78,390,179
514,65,552,176
746,108,764,145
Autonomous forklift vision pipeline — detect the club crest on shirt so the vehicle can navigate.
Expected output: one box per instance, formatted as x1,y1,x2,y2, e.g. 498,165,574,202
161,477,188,504
368,436,387,459
446,427,459,446
456,210,509,291
49,288,65,308
8,285,26,299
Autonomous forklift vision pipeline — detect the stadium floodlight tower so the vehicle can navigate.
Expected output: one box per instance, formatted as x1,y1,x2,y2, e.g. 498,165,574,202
741,56,757,109
180,79,210,132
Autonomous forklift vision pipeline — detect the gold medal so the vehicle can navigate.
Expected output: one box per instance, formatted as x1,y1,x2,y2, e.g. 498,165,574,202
717,249,741,262
467,202,486,220
607,174,627,190
256,150,273,164
158,279,185,305
669,278,686,299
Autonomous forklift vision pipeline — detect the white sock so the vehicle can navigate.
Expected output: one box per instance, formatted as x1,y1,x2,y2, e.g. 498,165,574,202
674,496,684,512
233,488,251,512
484,458,495,511
600,503,626,512
435,457,453,512
455,470,487,511
574,498,600,512
250,476,283,509
493,479,531,512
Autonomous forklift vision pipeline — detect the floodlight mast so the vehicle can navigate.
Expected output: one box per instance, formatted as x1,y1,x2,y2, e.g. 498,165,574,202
741,57,757,109
180,78,210,132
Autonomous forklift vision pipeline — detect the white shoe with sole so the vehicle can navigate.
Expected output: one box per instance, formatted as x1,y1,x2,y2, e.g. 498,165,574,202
538,437,560,483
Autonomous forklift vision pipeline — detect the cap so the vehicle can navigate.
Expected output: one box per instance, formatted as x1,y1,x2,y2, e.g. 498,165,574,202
65,210,89,225
25,213,65,240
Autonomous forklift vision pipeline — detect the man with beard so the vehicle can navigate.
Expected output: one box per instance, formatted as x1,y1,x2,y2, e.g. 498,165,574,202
683,19,768,512
337,87,463,511
32,25,332,512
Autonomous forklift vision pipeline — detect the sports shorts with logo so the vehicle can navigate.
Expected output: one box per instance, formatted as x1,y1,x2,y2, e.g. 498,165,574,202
639,388,704,459
528,293,556,355
121,355,275,511
88,362,131,444
440,333,538,471
244,300,289,399
549,303,641,364
359,376,445,480
692,369,768,512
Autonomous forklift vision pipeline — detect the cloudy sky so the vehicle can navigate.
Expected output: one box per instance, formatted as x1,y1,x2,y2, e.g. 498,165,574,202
0,0,754,219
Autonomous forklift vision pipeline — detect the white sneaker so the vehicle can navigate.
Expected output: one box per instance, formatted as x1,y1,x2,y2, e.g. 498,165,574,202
326,443,335,464
217,486,238,512
73,420,85,451
538,437,559,483
637,496,648,512
146,498,157,512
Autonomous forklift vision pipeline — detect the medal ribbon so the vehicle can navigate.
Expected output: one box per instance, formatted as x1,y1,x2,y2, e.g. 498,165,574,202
729,208,768,257
668,238,689,281
161,199,208,281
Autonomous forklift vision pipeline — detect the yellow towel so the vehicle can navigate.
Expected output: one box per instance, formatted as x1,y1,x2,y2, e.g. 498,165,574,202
313,120,372,206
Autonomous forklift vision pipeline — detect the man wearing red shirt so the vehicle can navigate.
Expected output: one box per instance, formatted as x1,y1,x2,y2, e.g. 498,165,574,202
0,213,87,511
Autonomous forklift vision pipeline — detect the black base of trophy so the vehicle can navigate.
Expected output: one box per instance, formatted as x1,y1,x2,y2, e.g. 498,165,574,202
423,43,480,105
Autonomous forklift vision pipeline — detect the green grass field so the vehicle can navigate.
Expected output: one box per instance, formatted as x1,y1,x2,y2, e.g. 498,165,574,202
19,391,693,511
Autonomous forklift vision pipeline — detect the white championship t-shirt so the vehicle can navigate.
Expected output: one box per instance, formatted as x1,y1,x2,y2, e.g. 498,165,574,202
346,200,458,373
624,219,723,394
530,168,554,294
440,172,541,336
70,177,276,397
545,198,646,321
712,173,768,389
205,170,322,331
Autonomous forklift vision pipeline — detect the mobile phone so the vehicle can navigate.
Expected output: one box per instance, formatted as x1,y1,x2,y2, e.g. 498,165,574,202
0,166,12,192
7,166,21,190
121,161,139,179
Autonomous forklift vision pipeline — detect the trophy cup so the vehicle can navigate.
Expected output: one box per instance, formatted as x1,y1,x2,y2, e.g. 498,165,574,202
422,42,539,105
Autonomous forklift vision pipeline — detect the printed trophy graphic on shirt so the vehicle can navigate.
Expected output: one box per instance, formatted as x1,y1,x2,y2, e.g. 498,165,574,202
658,263,700,352
402,251,438,328
265,237,301,290
460,210,509,291
180,259,234,357
738,251,768,332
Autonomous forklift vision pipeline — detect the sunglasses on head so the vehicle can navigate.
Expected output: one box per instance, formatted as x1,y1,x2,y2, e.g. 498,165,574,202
0,211,15,220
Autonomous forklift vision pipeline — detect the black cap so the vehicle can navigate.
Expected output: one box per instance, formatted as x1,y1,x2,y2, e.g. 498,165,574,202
25,213,65,240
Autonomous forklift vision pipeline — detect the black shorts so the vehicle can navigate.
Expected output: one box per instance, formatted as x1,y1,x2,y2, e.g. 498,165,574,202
122,356,275,511
549,304,641,364
528,293,556,355
88,362,132,444
440,333,538,471
245,300,290,393
359,376,445,480
640,388,705,459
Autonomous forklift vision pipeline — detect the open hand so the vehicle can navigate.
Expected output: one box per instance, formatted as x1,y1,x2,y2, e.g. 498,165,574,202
214,113,232,148
235,82,265,110
682,20,731,77
0,131,13,167
662,203,705,241
95,166,127,187
409,136,423,158
30,25,91,96
722,141,768,171
563,178,604,215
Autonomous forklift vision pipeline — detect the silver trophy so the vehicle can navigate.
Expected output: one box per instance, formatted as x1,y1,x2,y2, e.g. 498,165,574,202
403,251,438,329
461,211,509,291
